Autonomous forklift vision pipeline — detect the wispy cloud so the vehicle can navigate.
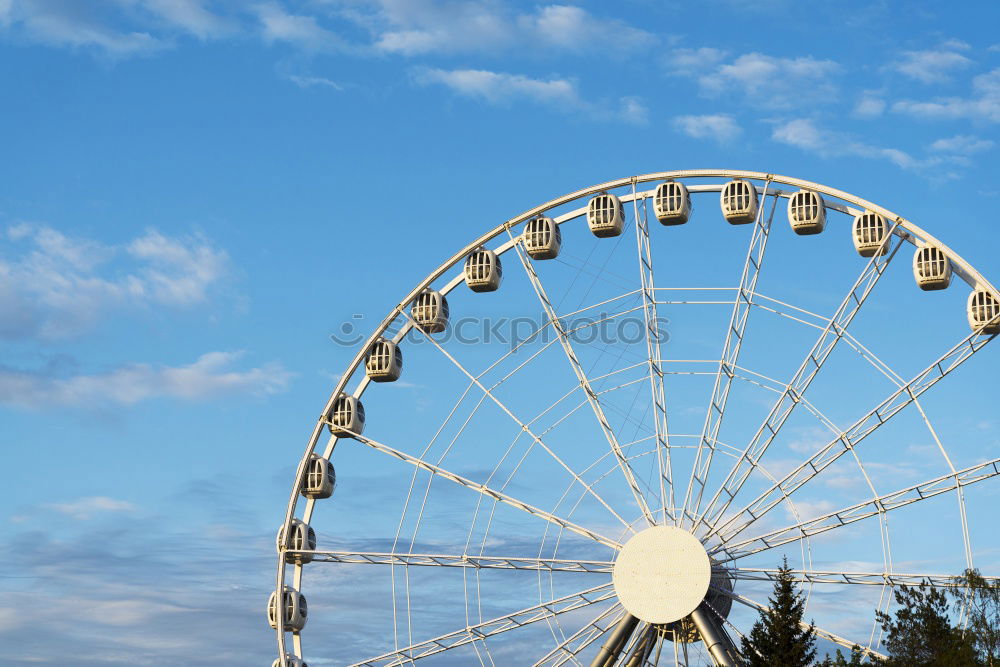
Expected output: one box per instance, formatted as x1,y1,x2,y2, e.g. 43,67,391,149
415,67,648,124
668,49,840,109
772,117,945,172
1,224,228,340
854,92,886,118
892,45,973,84
930,134,995,154
255,1,341,52
365,2,653,56
893,67,1000,123
673,113,742,143
45,496,137,520
0,0,161,55
0,351,292,409
286,73,343,90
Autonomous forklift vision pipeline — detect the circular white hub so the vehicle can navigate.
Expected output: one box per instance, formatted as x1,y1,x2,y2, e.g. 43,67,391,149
612,525,711,624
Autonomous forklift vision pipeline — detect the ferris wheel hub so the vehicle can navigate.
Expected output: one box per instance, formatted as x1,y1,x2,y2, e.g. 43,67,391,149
612,525,711,624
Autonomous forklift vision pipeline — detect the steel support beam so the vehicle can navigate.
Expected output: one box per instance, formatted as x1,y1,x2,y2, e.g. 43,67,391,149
691,605,740,667
589,613,640,667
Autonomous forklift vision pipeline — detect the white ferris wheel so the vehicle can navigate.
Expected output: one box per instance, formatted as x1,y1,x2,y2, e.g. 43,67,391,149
271,169,1000,667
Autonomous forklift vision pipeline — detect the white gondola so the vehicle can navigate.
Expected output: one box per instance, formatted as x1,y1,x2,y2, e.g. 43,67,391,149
968,290,1000,334
411,289,449,333
327,393,364,437
273,656,308,667
653,180,691,226
787,189,826,235
365,338,402,383
464,247,502,292
587,193,624,237
720,179,758,225
852,212,889,257
522,216,561,259
300,455,336,499
277,518,317,564
912,246,952,291
268,586,308,632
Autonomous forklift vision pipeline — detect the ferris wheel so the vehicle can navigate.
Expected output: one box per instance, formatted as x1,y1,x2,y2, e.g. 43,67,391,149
271,169,1000,666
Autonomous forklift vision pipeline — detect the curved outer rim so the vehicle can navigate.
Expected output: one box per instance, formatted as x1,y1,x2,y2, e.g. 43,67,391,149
274,168,1000,661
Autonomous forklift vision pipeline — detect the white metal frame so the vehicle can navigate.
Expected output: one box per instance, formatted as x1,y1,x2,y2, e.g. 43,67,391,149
274,170,1000,666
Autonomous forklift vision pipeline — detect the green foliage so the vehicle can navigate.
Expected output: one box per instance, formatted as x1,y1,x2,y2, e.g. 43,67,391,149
739,556,817,667
951,569,1000,667
816,646,866,666
876,581,978,666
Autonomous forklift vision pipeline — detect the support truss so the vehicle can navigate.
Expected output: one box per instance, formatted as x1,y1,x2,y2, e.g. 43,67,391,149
710,327,998,546
731,568,1000,588
717,457,1000,561
300,550,613,573
631,182,674,524
684,183,776,526
534,604,625,666
694,231,902,536
352,583,616,666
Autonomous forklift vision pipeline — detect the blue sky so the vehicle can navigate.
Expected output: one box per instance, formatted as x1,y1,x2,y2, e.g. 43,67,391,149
2,1,1000,665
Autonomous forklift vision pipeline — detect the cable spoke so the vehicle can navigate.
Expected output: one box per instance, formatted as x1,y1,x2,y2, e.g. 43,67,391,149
684,183,777,527
533,604,625,666
718,587,887,661
631,182,674,524
350,582,616,667
507,230,656,526
730,567,1000,587
693,228,903,536
342,429,622,550
709,326,998,546
716,457,1000,561
401,310,635,533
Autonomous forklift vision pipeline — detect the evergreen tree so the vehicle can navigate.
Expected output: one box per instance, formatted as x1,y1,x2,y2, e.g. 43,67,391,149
739,557,817,667
876,581,977,666
816,646,866,666
951,569,1000,666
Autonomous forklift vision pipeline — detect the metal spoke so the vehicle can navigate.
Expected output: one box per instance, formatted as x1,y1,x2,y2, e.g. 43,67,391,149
731,567,1000,588
343,429,622,550
709,326,998,546
301,550,614,573
684,182,777,527
719,587,887,661
716,457,1000,562
507,230,656,525
401,310,635,533
693,228,903,537
350,583,616,667
631,182,674,525
534,604,625,666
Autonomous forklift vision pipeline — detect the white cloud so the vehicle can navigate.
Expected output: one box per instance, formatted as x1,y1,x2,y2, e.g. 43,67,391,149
664,47,728,75
45,496,136,520
0,224,228,339
287,73,343,90
854,93,886,118
892,47,972,84
364,1,652,56
256,1,340,51
141,0,232,40
416,67,647,124
672,51,840,109
930,134,995,154
893,67,1000,123
0,351,292,409
1,0,160,55
772,118,943,172
673,113,741,143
